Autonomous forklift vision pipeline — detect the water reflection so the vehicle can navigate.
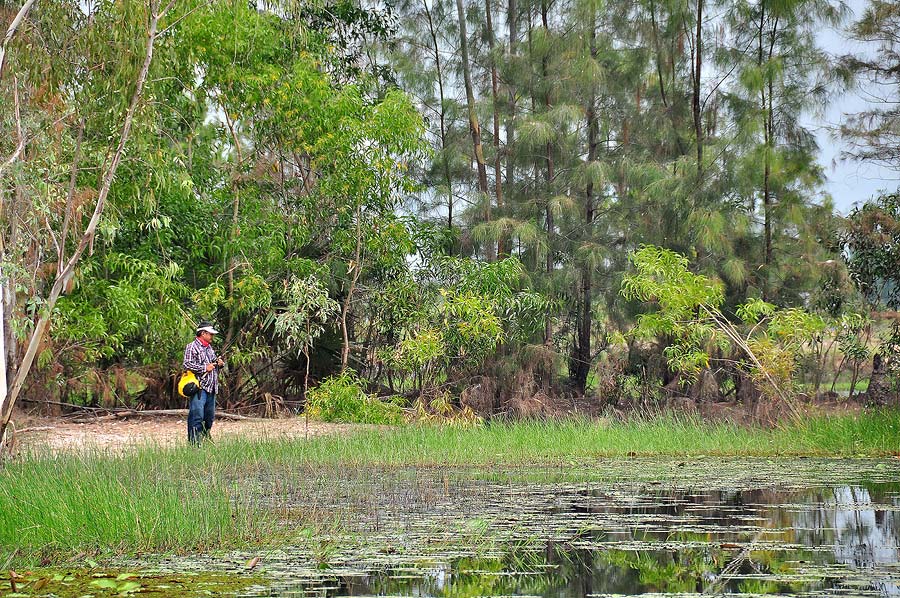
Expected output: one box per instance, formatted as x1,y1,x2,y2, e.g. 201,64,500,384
239,463,900,597
794,485,900,596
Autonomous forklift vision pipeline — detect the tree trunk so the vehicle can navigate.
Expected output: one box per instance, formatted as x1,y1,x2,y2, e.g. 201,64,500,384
303,348,310,439
423,0,454,245
455,0,490,208
0,265,6,447
848,361,860,399
340,212,363,372
867,321,899,405
541,0,553,346
544,142,554,346
485,0,501,262
0,0,164,448
503,0,517,259
222,107,243,351
693,0,703,176
0,0,37,79
2,145,22,404
573,19,599,394
765,27,775,271
759,10,778,300
866,351,890,404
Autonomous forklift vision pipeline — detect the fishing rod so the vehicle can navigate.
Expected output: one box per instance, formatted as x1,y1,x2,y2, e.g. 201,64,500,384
215,333,239,368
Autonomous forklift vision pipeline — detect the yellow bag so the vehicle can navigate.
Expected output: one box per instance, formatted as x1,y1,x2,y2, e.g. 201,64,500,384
178,370,199,398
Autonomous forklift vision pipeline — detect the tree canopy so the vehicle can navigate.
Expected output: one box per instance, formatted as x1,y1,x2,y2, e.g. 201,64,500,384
0,0,897,434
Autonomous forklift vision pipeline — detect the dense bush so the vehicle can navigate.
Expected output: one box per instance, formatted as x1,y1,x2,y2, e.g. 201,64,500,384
306,370,405,425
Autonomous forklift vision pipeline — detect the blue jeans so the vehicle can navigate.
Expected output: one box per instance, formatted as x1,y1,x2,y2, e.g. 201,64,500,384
187,389,216,444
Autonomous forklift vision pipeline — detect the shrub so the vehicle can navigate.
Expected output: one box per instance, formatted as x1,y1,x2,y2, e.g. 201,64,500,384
306,370,405,425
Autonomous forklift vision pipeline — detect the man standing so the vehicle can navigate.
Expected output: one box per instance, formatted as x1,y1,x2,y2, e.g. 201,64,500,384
183,321,224,444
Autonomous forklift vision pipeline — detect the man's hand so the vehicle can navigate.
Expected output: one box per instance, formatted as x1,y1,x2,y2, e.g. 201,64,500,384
205,363,216,372
216,358,225,368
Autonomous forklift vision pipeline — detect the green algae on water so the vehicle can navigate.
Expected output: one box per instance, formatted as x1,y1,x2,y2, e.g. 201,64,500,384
0,568,265,597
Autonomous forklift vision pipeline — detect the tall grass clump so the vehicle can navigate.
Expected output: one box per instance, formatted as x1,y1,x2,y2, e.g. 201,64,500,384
776,409,900,455
210,409,900,467
280,415,755,466
0,444,275,564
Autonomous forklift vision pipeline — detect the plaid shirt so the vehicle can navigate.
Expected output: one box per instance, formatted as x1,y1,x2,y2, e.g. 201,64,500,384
183,338,221,394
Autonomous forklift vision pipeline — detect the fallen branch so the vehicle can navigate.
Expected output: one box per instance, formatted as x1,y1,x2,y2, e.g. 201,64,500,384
17,399,261,422
15,425,53,433
74,409,260,422
19,398,105,411
59,409,259,422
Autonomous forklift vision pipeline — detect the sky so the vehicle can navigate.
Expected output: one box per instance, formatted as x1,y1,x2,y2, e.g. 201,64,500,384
813,0,898,214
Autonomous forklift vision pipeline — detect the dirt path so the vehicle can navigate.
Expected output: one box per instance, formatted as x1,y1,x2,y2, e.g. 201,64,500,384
12,412,364,452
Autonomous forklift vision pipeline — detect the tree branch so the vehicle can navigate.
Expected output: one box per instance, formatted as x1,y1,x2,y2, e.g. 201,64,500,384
0,0,36,80
58,118,85,273
0,77,25,181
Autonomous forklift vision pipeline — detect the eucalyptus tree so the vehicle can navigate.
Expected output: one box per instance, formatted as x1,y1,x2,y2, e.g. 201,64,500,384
177,0,424,378
0,0,172,445
0,0,427,433
274,272,340,410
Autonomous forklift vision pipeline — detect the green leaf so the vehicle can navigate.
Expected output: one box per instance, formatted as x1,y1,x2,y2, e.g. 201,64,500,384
91,578,119,589
118,580,142,594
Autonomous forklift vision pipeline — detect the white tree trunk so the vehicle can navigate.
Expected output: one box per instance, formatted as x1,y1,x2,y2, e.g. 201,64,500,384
0,0,164,450
0,0,37,79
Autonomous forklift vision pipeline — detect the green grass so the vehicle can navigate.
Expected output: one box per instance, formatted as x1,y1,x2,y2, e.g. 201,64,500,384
800,378,870,394
829,378,870,393
289,409,900,465
2,410,898,566
0,444,278,566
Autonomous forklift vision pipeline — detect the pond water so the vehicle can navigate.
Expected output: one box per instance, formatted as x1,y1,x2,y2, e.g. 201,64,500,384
166,459,900,597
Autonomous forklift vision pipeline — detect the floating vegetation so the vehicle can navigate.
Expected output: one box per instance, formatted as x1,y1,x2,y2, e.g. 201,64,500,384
111,459,900,596
0,569,263,597
5,458,899,596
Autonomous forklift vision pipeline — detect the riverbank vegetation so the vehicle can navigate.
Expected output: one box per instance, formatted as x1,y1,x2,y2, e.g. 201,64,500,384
3,410,898,566
1,0,900,442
